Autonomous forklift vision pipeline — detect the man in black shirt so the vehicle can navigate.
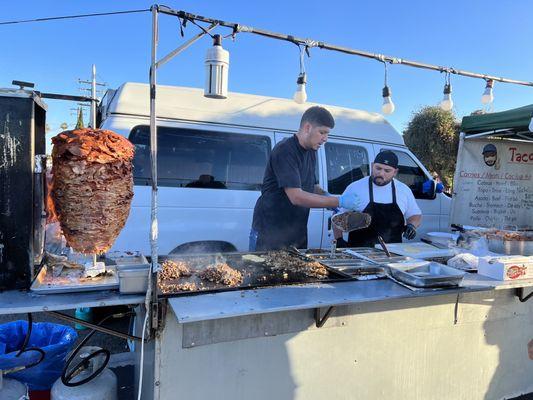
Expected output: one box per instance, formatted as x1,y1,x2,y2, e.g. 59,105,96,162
251,106,361,251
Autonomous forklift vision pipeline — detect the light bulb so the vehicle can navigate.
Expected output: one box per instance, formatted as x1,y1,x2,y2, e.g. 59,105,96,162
381,85,395,114
439,83,453,111
481,88,493,105
481,80,494,105
204,34,229,99
293,73,307,104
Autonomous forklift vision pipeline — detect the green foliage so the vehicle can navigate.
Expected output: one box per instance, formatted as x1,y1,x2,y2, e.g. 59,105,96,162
75,107,84,129
403,106,460,188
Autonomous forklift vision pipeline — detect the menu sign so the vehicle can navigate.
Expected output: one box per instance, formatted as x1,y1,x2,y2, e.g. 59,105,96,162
451,139,533,229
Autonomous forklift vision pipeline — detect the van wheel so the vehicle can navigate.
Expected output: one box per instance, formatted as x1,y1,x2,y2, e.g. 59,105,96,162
169,241,237,255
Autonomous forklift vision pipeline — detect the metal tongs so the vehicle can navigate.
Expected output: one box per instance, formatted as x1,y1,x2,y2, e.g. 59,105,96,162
329,211,372,257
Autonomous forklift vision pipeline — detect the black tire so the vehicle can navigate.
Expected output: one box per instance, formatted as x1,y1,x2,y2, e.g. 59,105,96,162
169,241,237,255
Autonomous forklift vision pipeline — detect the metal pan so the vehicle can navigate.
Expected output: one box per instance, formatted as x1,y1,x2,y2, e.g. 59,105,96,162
387,261,465,288
487,237,533,256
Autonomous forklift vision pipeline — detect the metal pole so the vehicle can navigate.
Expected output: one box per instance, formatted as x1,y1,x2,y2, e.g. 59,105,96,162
148,4,159,329
156,23,218,69
90,64,97,128
46,311,143,342
157,6,533,88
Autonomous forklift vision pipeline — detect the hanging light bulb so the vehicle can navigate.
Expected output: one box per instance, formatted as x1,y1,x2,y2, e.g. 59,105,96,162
439,83,453,111
380,60,395,114
382,86,395,114
204,34,229,99
293,73,307,104
293,45,308,104
481,79,494,105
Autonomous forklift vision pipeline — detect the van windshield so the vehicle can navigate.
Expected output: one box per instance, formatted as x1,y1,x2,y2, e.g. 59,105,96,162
129,125,271,190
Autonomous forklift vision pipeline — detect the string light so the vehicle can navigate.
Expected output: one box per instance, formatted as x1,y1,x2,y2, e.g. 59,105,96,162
481,79,494,105
439,71,453,111
381,62,395,114
293,45,307,104
204,34,229,99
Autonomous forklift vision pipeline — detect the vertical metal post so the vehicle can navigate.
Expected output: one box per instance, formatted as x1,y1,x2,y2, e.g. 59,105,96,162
90,64,97,128
148,5,159,329
449,132,465,227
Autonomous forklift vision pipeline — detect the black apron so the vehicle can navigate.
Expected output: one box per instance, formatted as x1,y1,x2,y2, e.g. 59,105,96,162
348,178,405,247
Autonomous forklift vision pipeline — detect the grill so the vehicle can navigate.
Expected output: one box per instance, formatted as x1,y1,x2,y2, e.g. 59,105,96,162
157,251,351,297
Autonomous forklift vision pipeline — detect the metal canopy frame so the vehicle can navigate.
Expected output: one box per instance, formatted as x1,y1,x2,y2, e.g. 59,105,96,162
147,6,217,332
146,4,533,332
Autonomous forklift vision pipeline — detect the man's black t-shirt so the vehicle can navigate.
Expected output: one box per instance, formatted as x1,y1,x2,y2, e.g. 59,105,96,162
252,135,317,250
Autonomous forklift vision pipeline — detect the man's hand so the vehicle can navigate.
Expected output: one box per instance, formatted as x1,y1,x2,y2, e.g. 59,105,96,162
403,223,417,240
338,193,361,211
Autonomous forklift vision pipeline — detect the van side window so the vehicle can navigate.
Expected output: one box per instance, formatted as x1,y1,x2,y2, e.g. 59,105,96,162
325,143,369,194
383,149,432,199
129,126,271,190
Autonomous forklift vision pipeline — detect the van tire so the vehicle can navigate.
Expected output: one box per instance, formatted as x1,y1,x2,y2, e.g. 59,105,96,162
169,241,237,255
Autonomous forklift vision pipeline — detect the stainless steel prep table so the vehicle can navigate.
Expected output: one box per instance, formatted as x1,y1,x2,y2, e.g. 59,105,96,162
168,276,494,324
137,274,533,400
0,289,145,316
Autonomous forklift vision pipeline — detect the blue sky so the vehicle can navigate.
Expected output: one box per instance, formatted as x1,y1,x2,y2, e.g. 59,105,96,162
1,0,532,148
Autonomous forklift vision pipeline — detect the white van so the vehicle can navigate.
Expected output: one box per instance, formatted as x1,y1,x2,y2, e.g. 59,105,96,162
98,82,451,254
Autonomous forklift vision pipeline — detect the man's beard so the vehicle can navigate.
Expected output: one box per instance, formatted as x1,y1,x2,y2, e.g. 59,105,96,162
372,176,392,186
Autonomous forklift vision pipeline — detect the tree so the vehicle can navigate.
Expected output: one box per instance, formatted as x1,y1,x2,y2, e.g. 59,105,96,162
403,106,460,189
75,107,84,129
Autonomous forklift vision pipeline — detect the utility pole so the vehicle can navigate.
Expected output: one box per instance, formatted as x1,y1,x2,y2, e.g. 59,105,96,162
78,64,106,128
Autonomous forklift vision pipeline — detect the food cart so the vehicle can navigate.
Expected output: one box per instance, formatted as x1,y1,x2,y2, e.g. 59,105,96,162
1,6,533,400
132,102,533,399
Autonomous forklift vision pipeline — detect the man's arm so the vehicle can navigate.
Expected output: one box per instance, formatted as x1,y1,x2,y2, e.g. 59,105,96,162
285,188,339,208
406,214,422,228
314,185,327,195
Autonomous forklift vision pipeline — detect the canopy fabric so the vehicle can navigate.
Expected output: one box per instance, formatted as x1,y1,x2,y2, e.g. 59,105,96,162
460,104,533,135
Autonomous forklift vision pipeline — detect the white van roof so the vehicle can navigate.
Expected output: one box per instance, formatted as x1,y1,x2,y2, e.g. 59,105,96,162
106,82,405,146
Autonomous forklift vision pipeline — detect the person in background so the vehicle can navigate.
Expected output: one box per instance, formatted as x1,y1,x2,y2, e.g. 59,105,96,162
250,106,361,251
336,150,422,247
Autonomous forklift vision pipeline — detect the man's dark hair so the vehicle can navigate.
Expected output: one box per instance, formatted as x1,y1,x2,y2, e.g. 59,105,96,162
300,106,335,129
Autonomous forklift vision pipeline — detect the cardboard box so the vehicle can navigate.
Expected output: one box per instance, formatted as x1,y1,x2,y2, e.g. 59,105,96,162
477,256,533,281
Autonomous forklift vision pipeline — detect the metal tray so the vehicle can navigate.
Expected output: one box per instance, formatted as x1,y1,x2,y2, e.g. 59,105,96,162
157,252,350,297
31,264,119,294
300,248,389,279
388,261,465,288
487,237,533,256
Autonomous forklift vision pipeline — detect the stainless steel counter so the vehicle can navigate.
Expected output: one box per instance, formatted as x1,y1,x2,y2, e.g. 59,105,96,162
0,289,145,315
168,274,501,323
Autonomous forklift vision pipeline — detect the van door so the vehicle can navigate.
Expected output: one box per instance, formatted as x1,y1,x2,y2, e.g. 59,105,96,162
374,145,440,237
274,132,324,249
322,138,373,248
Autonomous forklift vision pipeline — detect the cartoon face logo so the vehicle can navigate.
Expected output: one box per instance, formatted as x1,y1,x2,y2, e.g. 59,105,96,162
482,144,498,167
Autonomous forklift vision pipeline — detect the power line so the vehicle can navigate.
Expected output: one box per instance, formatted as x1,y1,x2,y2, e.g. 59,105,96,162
0,8,150,26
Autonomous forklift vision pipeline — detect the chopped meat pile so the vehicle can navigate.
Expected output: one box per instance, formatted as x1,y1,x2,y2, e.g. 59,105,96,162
159,260,192,280
487,230,533,241
159,281,198,293
158,260,195,294
51,128,134,254
332,211,371,232
263,251,328,279
199,263,243,286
